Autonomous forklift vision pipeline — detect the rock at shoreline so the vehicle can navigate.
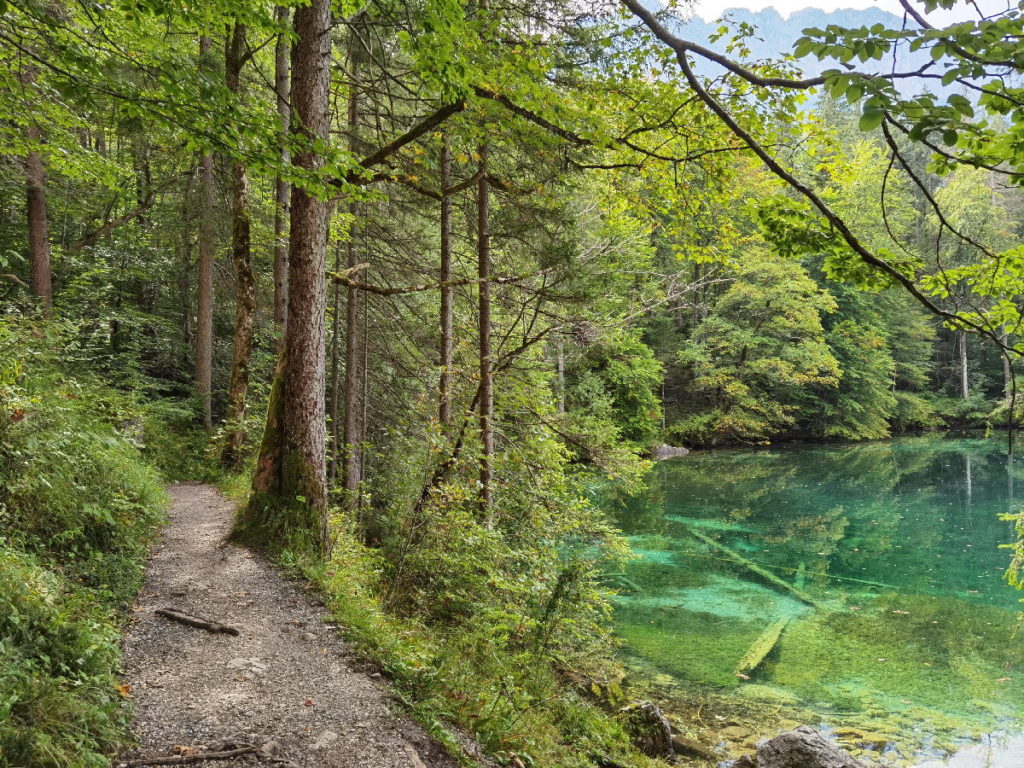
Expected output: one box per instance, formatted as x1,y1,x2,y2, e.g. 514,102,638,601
621,701,673,758
737,725,868,768
651,444,690,460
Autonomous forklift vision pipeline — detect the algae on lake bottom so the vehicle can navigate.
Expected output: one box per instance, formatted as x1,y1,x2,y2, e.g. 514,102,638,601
601,437,1024,766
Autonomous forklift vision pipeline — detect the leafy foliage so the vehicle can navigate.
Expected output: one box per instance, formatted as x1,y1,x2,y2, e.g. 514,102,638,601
0,315,165,767
672,254,840,444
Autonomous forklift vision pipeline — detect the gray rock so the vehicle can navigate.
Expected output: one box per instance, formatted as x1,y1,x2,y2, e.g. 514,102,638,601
312,730,339,749
756,726,868,768
651,444,690,460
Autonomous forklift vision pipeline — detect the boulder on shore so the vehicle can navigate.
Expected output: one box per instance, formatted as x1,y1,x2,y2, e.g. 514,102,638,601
621,701,673,758
736,725,869,768
650,444,689,460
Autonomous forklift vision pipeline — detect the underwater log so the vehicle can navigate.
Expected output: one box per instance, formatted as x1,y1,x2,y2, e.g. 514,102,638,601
684,528,822,607
734,616,792,677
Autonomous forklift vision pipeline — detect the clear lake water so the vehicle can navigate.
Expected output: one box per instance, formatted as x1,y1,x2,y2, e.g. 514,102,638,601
600,436,1024,766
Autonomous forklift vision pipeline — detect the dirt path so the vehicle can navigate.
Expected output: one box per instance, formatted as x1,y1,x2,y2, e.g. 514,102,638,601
118,483,462,768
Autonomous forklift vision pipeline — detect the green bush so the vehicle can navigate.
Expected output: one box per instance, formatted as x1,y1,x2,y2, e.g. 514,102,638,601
0,547,125,767
0,315,165,766
141,396,221,482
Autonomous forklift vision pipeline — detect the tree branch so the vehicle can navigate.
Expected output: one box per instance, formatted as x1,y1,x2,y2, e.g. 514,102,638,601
656,40,1011,351
328,267,554,295
622,0,936,89
339,100,465,186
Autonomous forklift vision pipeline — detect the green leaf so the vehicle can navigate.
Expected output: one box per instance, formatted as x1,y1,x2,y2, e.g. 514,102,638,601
859,109,884,132
793,39,815,58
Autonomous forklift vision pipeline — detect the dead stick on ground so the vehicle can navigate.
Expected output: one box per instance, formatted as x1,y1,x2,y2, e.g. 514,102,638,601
155,608,240,636
124,746,256,766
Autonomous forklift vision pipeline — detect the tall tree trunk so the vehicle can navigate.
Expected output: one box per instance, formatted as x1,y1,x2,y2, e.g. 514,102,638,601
194,36,215,431
25,121,52,311
329,238,342,481
222,22,257,468
21,60,52,311
438,136,455,426
958,330,969,400
342,38,364,500
273,5,291,339
477,145,493,515
179,182,194,350
556,336,565,415
243,0,331,553
1003,329,1013,401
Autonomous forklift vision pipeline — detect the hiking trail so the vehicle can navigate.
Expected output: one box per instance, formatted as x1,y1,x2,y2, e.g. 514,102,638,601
118,483,462,768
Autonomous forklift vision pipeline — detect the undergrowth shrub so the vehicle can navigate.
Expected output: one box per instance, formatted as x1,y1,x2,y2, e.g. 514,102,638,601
0,315,165,766
241,369,661,768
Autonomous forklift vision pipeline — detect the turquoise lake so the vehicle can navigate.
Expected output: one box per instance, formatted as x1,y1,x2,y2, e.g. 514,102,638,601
602,436,1024,767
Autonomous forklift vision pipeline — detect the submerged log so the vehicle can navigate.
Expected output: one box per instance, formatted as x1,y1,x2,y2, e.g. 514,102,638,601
734,616,792,677
621,701,673,758
794,561,806,590
684,528,822,607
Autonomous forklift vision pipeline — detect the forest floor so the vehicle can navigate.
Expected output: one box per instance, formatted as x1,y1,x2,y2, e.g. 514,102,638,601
117,483,462,768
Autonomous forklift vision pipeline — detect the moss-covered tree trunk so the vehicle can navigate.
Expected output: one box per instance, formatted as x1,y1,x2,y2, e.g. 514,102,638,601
239,0,331,553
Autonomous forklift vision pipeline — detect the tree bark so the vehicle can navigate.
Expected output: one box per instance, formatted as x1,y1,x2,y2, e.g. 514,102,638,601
329,238,342,481
222,22,257,468
342,35,364,500
438,135,454,426
1003,329,1013,401
556,335,565,415
179,181,194,350
25,121,53,311
958,330,969,400
194,36,216,431
20,60,52,311
244,0,331,553
477,145,493,515
273,5,291,340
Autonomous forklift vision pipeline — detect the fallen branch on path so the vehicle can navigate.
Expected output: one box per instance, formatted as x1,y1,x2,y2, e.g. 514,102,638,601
155,608,240,636
123,745,256,766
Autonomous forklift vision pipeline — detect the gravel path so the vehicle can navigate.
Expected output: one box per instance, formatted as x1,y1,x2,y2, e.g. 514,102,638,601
119,483,462,768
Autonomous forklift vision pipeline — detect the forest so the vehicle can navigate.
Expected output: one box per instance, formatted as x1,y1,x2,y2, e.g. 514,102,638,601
3,0,1024,766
